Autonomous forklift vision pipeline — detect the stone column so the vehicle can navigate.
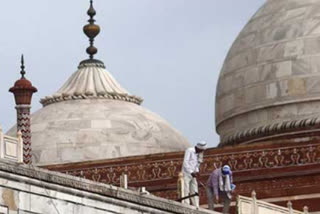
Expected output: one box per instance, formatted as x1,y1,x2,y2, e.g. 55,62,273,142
177,172,185,199
251,190,257,214
120,173,128,189
16,105,32,164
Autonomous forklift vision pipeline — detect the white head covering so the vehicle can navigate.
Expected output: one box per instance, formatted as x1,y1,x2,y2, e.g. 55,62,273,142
196,140,207,150
222,165,231,174
219,165,233,199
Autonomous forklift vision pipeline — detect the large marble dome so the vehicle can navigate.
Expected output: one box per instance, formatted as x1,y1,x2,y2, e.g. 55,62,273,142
8,60,190,165
216,0,320,146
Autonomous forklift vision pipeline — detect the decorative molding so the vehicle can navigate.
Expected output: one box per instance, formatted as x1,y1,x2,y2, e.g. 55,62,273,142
216,97,320,128
40,92,143,107
220,117,320,146
56,142,320,185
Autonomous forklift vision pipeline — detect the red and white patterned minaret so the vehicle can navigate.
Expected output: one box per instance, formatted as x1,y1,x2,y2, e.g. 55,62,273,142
9,55,37,164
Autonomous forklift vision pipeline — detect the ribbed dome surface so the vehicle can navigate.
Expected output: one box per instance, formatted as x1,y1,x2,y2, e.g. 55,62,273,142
216,0,320,146
40,61,142,106
8,61,190,165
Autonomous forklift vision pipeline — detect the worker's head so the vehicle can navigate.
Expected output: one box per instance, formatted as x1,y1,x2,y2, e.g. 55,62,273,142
195,140,207,153
222,165,231,175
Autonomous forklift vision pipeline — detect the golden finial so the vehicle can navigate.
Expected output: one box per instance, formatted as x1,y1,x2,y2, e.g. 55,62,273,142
83,0,100,59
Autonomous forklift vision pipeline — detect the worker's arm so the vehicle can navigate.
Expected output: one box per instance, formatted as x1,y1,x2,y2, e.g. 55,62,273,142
195,152,203,173
230,171,236,191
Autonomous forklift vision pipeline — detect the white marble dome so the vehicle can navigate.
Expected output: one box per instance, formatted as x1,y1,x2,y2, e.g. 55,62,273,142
216,0,320,146
8,60,190,165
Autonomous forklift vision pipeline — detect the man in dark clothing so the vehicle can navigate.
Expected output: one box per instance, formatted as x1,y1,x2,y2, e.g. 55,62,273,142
206,165,235,213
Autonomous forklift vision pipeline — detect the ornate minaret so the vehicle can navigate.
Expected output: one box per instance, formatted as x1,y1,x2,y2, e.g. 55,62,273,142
9,55,37,164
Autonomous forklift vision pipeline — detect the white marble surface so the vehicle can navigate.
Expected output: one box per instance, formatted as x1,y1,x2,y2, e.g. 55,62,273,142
8,99,190,165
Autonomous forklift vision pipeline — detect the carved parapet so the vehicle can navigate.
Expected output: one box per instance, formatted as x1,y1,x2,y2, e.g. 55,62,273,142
237,193,306,214
46,141,320,186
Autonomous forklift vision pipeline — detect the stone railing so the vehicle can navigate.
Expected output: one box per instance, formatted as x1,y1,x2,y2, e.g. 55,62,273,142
0,125,23,163
237,191,309,214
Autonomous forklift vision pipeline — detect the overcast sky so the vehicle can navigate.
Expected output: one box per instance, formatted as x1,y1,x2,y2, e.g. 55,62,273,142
0,0,265,148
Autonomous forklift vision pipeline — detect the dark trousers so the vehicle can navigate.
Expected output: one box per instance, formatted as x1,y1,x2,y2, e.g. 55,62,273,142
206,187,231,213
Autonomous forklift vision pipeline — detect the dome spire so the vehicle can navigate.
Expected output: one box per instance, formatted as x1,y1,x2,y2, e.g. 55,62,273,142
83,0,100,60
20,54,26,78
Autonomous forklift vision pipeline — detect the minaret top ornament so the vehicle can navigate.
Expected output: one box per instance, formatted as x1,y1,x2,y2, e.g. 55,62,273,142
83,0,101,60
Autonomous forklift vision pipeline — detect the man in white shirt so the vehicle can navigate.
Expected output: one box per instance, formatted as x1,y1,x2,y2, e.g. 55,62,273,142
182,141,207,207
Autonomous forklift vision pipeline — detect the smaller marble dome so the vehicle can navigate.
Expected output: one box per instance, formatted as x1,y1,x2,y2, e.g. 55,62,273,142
7,1,190,165
8,60,190,165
